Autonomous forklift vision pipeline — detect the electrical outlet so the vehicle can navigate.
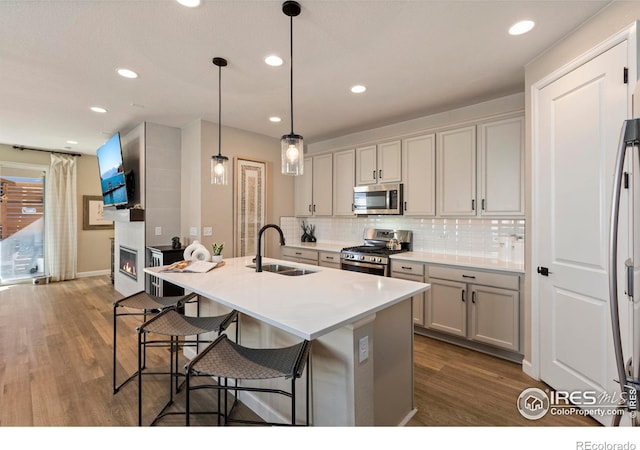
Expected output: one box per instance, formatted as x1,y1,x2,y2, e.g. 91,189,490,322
358,336,369,363
155,226,162,236
190,227,197,236
203,227,212,236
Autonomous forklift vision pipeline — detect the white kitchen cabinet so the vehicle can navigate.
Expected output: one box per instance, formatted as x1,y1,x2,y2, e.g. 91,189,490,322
436,126,477,216
425,265,520,353
469,284,520,352
425,278,466,337
402,134,435,216
391,260,425,326
280,247,318,265
294,153,333,217
356,140,401,186
318,251,341,269
478,116,524,216
333,149,356,216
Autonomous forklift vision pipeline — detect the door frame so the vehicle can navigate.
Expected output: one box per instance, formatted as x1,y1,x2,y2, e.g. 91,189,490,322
528,22,638,380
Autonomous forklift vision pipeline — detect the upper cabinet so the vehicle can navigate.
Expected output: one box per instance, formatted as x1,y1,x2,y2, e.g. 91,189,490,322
356,140,402,185
294,153,333,217
402,134,436,216
478,117,524,216
436,116,524,218
333,149,356,216
437,126,477,216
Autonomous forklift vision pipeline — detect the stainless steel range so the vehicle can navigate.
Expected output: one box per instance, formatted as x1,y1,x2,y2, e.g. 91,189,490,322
341,228,413,277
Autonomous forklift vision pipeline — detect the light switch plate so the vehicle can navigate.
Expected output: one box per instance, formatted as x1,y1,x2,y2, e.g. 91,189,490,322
203,227,213,236
155,226,162,236
190,227,197,236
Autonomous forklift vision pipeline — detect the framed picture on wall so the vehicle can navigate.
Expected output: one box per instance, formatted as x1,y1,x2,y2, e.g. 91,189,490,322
83,195,114,230
234,158,266,257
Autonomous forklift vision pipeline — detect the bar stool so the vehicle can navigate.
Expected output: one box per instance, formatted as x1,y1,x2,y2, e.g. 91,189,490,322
185,334,311,426
112,291,197,393
137,306,238,426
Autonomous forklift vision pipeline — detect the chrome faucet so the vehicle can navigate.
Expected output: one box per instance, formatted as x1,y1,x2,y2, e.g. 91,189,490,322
255,224,286,272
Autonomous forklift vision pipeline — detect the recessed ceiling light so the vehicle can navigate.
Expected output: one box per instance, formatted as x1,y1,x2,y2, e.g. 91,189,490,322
269,116,282,123
117,68,139,79
509,20,535,36
265,55,284,67
66,140,78,145
176,0,201,7
90,106,107,113
351,85,367,94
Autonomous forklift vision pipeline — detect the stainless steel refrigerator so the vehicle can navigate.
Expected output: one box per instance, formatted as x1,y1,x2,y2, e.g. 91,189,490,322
609,112,640,426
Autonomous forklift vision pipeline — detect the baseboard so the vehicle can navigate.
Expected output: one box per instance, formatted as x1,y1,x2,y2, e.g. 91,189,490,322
77,270,110,278
521,358,537,380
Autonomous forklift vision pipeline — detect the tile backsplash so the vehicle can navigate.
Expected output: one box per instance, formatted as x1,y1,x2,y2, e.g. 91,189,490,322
280,216,525,263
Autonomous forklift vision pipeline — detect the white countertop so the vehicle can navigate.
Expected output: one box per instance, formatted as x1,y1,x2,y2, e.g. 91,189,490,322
283,243,525,273
145,256,429,341
391,251,525,273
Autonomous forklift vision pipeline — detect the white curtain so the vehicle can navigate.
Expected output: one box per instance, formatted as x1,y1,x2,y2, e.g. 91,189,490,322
45,153,77,281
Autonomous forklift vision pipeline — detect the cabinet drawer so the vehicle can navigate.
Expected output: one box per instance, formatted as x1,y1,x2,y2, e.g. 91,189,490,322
391,260,424,276
428,265,518,291
319,251,340,264
281,247,318,263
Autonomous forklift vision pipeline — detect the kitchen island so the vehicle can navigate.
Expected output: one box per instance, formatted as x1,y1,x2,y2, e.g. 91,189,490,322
144,255,430,426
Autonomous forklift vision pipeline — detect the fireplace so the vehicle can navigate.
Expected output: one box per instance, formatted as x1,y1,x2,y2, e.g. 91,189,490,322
119,246,137,281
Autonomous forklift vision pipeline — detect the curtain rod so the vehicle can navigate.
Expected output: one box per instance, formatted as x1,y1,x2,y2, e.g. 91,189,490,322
13,145,82,157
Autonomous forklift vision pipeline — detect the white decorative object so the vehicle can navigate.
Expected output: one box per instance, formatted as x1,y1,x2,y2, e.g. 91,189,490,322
212,254,223,263
191,246,211,262
183,240,200,260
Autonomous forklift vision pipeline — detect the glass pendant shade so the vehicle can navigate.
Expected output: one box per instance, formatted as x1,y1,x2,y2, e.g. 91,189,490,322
211,154,229,185
281,133,304,176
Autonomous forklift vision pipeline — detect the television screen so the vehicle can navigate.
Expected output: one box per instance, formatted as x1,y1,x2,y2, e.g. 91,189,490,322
96,132,129,207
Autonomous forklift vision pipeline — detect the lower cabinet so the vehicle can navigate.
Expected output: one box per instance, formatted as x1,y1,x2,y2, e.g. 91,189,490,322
318,251,341,269
425,265,521,353
280,247,319,265
391,260,425,326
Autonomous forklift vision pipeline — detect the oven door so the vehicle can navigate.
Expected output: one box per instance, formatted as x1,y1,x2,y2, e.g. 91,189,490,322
341,258,387,276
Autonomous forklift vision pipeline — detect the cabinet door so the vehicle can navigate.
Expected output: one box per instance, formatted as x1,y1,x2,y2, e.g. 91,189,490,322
312,153,333,215
356,145,377,185
425,278,467,337
392,270,425,326
402,134,435,216
333,149,355,216
437,126,476,216
378,140,402,183
479,117,524,216
469,284,519,351
294,156,313,216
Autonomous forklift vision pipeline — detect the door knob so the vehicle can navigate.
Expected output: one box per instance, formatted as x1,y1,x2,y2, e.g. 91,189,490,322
537,266,552,276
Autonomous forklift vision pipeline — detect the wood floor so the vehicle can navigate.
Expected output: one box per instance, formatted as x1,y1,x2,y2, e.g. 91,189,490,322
0,276,599,427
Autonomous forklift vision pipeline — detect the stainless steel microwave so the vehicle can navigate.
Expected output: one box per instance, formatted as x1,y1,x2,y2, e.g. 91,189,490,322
353,183,403,215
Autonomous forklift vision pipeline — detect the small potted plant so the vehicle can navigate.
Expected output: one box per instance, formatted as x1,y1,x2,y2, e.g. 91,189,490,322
211,242,224,263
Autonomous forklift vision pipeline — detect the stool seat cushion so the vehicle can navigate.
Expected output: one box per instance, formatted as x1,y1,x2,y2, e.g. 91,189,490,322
189,334,310,380
140,309,236,337
114,291,194,311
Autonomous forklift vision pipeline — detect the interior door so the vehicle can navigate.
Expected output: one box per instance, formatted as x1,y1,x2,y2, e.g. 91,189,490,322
536,41,629,425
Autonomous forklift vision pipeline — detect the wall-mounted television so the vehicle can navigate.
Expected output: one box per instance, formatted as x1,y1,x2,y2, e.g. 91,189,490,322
96,132,133,208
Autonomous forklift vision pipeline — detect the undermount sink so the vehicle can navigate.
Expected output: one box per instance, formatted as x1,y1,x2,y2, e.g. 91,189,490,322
246,263,316,276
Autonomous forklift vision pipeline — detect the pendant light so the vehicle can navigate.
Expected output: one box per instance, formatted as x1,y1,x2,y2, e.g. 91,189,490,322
281,1,304,176
211,57,229,185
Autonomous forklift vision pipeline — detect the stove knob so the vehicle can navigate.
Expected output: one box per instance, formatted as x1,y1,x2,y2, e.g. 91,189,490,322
370,256,376,262
377,257,383,263
359,256,365,261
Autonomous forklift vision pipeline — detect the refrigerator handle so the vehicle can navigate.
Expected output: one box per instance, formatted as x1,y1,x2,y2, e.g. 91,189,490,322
609,118,640,404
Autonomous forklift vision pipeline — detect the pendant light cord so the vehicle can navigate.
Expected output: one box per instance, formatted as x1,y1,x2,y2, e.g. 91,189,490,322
289,13,294,135
218,63,222,157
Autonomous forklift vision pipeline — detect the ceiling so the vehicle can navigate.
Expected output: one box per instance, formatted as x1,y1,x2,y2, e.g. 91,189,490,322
0,0,612,155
